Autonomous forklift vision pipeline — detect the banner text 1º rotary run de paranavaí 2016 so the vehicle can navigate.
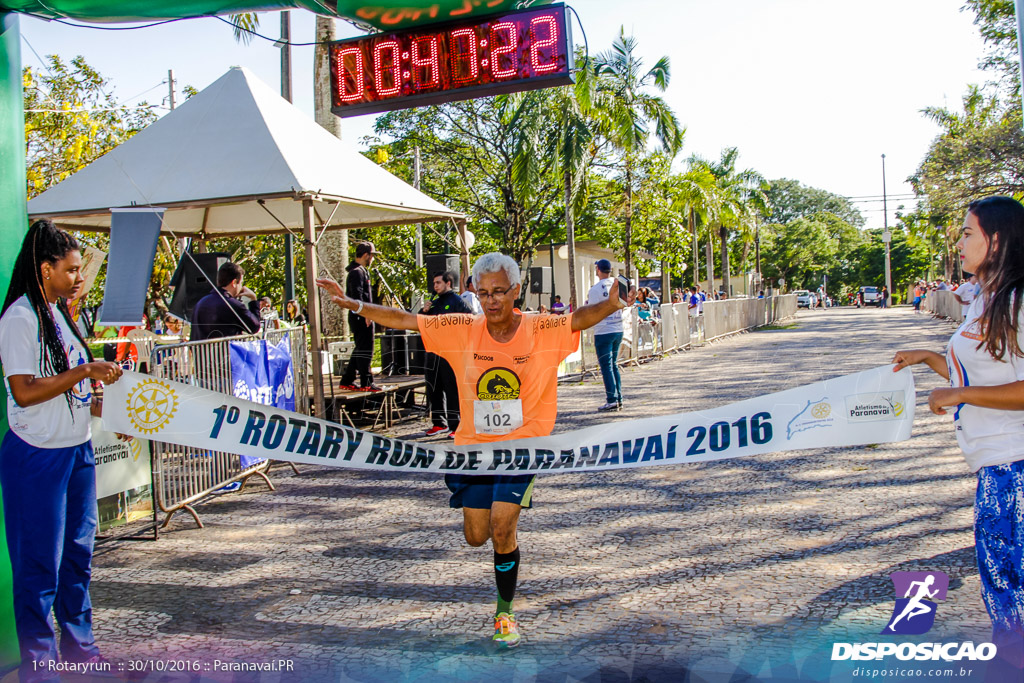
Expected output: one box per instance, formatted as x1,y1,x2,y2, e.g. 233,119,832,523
102,366,915,475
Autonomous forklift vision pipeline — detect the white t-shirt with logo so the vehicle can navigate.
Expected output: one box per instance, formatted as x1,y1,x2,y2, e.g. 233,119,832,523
956,282,979,318
0,296,93,448
460,290,483,315
945,295,1024,471
586,277,625,335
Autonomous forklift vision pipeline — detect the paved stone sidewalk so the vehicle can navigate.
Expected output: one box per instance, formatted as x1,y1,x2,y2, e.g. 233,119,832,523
79,307,995,682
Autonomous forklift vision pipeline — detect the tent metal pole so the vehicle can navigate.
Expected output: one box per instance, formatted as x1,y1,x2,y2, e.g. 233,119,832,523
457,217,470,282
302,197,326,417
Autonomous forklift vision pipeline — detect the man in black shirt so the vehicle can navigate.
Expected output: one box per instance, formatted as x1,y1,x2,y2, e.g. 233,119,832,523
190,261,260,341
421,271,471,437
338,242,379,391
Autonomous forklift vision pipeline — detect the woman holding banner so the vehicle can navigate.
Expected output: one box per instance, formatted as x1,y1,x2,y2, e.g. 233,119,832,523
894,196,1024,670
0,219,123,680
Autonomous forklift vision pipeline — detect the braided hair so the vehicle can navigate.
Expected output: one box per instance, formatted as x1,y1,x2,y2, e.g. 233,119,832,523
2,219,94,417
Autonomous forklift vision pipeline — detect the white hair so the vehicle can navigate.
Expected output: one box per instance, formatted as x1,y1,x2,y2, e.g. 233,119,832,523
471,252,521,288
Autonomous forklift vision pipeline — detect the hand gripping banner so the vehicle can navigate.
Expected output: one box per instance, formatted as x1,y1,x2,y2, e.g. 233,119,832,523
103,366,915,476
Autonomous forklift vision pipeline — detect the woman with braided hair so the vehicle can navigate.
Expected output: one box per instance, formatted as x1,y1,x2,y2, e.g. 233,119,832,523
0,219,123,680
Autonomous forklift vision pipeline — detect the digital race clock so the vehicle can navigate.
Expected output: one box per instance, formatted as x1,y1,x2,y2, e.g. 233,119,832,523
329,4,575,118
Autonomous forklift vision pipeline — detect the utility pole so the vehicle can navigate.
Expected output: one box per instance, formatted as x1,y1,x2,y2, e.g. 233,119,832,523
278,11,295,304
882,154,892,307
167,70,175,110
754,218,761,293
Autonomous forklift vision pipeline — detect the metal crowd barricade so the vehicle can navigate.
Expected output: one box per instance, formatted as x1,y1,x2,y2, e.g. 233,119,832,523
146,326,309,528
925,290,962,322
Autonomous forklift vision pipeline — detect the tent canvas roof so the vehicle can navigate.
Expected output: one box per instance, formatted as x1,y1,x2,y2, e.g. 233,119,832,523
27,66,463,235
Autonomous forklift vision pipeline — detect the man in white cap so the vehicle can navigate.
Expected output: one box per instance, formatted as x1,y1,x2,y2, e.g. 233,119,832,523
585,258,626,411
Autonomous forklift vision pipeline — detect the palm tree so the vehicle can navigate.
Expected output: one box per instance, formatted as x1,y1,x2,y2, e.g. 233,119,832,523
671,164,719,287
549,57,599,311
593,27,683,278
689,148,767,296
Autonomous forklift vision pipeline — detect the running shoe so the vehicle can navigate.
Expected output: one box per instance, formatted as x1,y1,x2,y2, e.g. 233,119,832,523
424,426,451,437
597,402,621,412
338,384,358,391
493,612,521,648
358,385,383,392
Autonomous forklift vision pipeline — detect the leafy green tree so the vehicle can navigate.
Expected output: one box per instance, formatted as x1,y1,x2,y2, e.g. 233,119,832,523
24,55,163,325
911,86,1024,218
852,229,931,302
764,178,864,227
911,1,1024,242
760,215,837,291
962,0,1021,93
24,55,157,199
375,92,565,264
592,27,683,277
898,205,960,281
631,153,689,284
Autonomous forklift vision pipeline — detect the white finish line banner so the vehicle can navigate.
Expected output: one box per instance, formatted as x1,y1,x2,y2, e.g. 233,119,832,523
103,366,915,476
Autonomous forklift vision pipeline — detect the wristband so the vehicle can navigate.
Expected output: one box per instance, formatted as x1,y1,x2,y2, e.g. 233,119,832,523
354,300,364,315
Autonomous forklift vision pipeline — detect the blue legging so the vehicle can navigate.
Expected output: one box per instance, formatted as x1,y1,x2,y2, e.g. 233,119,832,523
975,461,1024,667
0,431,99,671
594,332,623,404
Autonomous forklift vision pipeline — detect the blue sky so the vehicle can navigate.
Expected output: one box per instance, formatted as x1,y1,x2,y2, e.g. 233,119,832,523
19,0,992,227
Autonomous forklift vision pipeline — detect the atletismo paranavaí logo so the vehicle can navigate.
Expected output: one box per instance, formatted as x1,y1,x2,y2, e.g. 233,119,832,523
831,571,997,663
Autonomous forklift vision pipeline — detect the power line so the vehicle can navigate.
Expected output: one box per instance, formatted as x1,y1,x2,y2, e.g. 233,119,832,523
843,193,916,199
23,11,331,46
25,104,163,113
24,14,193,31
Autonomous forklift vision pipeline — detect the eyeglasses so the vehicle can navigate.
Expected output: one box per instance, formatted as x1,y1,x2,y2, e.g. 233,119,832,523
477,287,514,301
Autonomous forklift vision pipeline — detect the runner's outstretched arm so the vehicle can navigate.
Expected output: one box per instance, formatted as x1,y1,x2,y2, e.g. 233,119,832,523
316,277,419,331
570,282,637,332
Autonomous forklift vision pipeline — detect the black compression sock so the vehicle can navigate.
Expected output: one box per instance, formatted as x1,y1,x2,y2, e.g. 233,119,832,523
494,547,520,615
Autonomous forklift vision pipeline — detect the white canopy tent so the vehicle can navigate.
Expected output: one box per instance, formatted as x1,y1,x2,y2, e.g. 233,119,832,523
28,66,467,415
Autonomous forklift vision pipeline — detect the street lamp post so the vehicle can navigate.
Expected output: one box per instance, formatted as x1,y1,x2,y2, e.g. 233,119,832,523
882,154,892,307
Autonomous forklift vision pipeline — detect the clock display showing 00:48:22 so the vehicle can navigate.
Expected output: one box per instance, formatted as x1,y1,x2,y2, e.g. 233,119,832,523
330,4,575,118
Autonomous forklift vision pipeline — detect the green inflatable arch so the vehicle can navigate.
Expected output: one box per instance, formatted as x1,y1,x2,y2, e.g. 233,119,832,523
0,0,542,671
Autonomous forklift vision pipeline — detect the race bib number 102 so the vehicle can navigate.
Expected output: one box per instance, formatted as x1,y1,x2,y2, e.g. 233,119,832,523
474,399,524,435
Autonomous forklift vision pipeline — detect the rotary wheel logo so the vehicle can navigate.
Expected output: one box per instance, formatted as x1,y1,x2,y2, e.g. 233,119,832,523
811,402,832,419
126,380,179,435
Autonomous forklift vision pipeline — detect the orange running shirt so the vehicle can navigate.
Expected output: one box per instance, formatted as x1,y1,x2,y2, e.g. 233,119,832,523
417,312,580,445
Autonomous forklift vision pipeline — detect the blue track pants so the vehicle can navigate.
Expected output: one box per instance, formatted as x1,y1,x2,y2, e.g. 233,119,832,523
0,430,99,672
975,461,1024,669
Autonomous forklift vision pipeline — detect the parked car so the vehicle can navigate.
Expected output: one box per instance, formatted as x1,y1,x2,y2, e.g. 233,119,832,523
858,286,882,306
795,290,816,308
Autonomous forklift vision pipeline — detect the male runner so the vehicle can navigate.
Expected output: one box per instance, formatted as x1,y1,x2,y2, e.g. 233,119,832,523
317,252,633,648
